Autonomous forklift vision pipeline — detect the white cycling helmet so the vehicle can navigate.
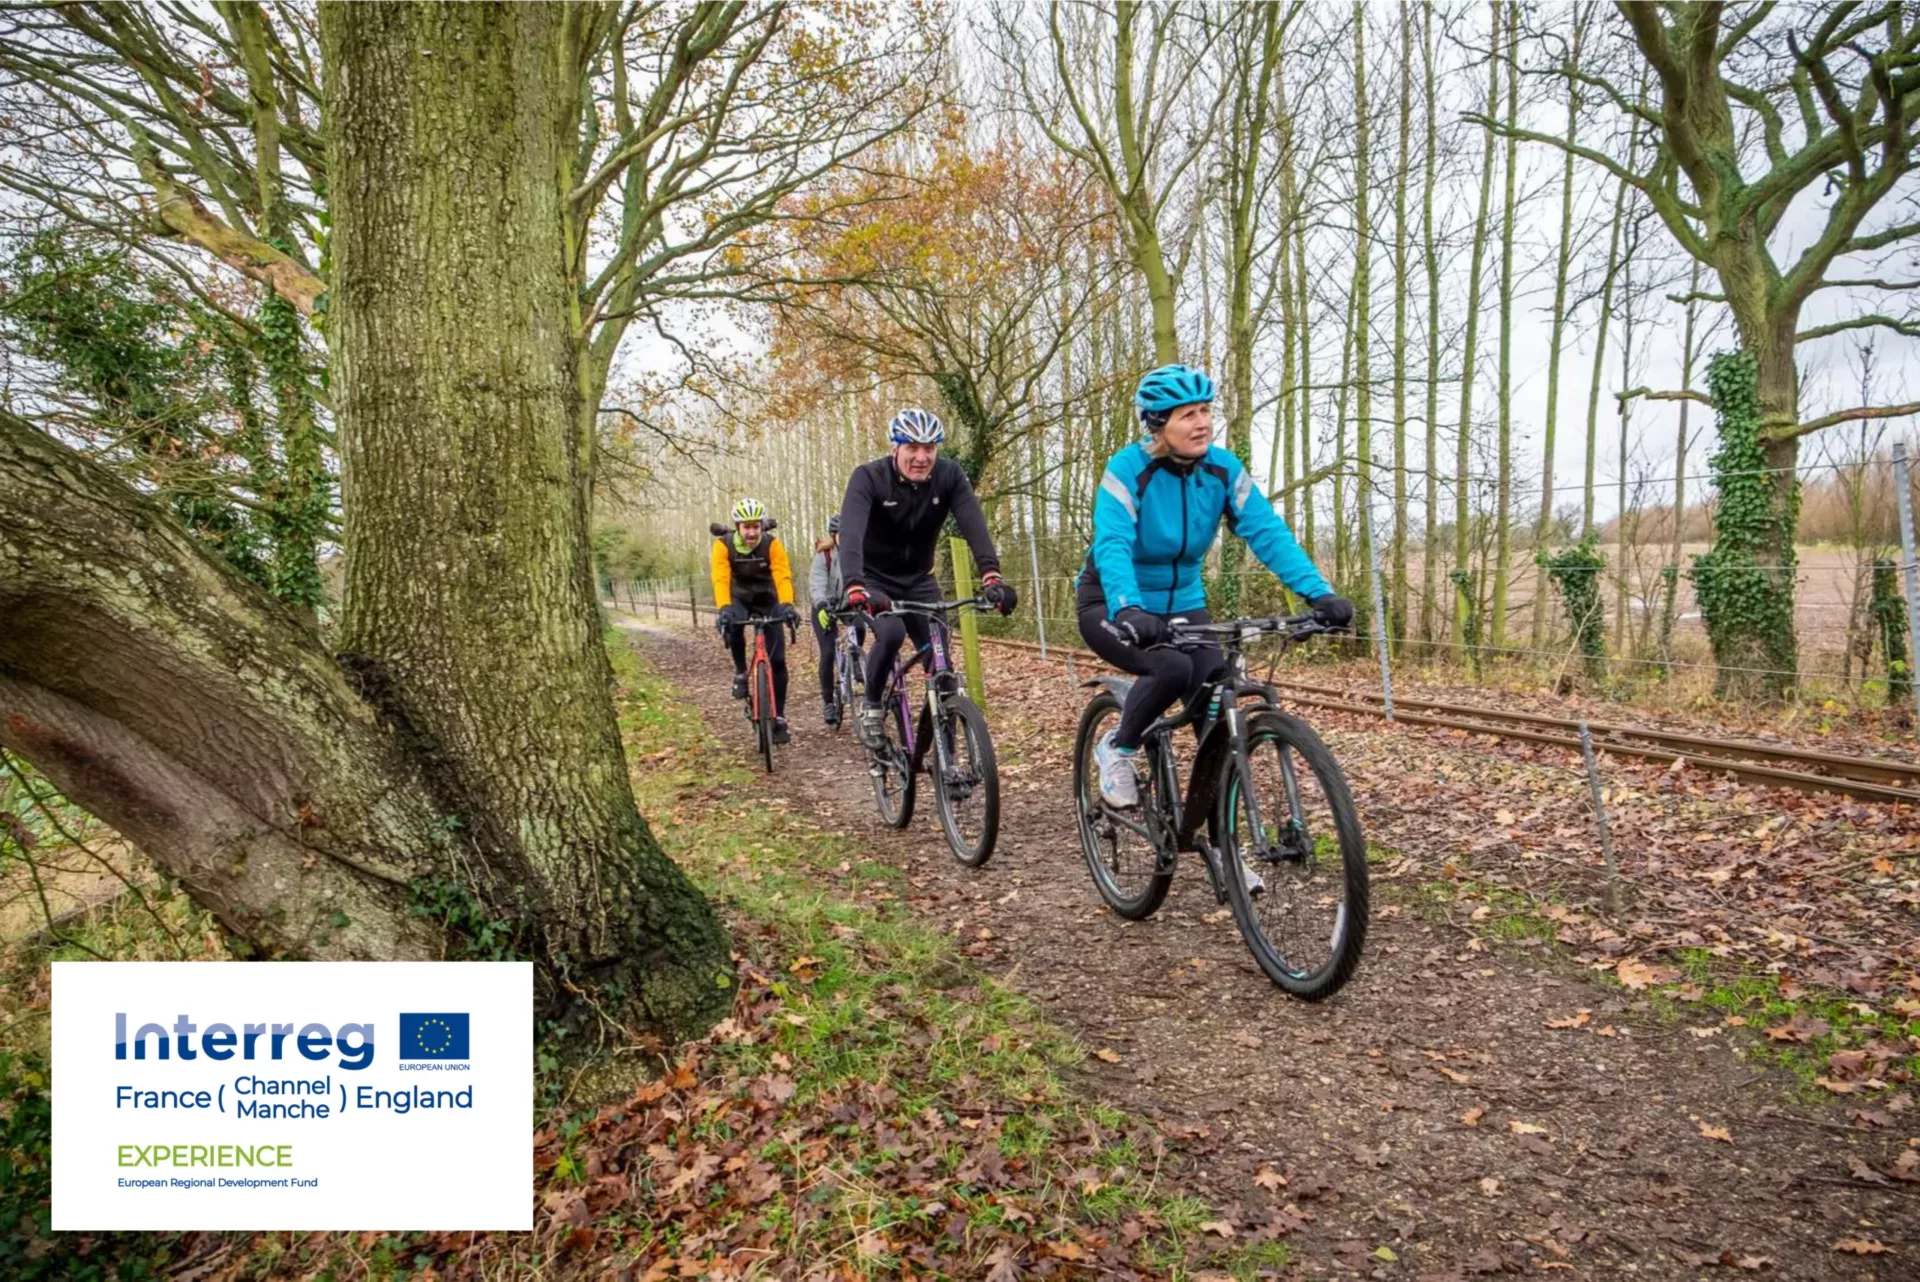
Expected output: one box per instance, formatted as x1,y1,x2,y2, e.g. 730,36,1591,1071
887,408,946,445
731,496,766,524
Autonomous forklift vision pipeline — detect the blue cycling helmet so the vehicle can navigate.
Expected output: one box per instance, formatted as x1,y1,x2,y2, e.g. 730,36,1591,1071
1135,364,1214,419
888,407,946,445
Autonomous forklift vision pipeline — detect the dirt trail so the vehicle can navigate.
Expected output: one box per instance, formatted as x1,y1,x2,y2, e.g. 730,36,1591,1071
629,619,1915,1280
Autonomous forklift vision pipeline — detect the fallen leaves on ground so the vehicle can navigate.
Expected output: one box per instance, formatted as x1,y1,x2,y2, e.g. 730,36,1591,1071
1615,957,1683,990
1832,1238,1892,1255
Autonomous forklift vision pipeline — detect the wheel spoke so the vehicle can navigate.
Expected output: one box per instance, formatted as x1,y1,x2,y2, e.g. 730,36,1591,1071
933,700,997,864
1221,721,1365,995
1075,699,1170,915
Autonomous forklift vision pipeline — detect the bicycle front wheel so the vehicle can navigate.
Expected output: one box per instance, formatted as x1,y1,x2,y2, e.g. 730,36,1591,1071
932,694,998,867
755,660,775,773
835,642,859,730
871,692,915,828
1216,710,1367,999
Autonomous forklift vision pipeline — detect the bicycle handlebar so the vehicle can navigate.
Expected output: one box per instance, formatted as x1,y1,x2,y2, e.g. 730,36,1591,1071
1159,612,1342,647
871,596,990,619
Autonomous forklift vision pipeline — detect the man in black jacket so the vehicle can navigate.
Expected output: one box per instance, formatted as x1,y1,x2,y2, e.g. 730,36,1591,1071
838,407,1017,747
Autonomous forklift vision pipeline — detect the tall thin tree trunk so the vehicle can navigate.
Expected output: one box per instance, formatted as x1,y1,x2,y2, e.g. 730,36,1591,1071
1298,216,1316,562
1614,216,1640,653
1583,176,1629,538
1454,3,1499,646
1533,3,1590,647
1220,3,1280,613
1671,261,1703,571
1113,0,1181,365
1390,3,1411,648
1491,1,1518,652
1352,0,1373,626
1419,1,1440,648
1334,287,1357,585
1275,191,1297,520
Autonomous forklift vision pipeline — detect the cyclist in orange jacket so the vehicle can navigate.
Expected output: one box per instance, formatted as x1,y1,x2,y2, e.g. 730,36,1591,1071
711,497,799,743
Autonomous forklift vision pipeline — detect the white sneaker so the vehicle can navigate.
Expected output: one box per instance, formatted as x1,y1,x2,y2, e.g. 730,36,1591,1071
1093,732,1141,808
1238,861,1266,897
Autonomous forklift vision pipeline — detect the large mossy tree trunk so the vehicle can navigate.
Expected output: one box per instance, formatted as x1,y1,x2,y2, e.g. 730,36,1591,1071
321,1,729,1032
0,1,731,1043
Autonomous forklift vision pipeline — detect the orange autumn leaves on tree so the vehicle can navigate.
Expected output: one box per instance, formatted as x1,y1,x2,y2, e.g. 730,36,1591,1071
761,136,1116,432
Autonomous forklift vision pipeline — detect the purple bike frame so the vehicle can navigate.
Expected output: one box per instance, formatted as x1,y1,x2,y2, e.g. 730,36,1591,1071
885,622,955,760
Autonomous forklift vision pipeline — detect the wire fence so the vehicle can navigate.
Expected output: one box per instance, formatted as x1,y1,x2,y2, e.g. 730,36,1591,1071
608,490,1920,717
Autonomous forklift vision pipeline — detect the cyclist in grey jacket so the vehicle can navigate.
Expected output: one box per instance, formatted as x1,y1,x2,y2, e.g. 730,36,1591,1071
807,515,862,726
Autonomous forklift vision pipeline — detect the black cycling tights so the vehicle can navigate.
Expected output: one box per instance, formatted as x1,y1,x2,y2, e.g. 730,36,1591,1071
862,609,931,706
1076,604,1224,749
725,622,788,716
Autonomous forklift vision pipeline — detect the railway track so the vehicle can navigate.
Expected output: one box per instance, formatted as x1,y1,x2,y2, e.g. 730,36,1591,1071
978,634,1920,807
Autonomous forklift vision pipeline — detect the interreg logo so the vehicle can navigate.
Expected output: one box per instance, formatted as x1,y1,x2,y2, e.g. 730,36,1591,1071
399,1013,470,1061
114,1013,375,1070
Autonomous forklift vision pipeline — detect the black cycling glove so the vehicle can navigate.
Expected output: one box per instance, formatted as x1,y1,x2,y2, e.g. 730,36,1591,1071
1309,593,1355,628
1108,607,1167,648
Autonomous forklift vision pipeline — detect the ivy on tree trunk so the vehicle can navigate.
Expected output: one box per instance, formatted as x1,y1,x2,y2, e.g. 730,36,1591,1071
1691,352,1799,701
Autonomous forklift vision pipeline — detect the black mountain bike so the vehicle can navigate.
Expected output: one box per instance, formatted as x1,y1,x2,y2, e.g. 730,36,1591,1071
1071,614,1368,999
862,598,1000,867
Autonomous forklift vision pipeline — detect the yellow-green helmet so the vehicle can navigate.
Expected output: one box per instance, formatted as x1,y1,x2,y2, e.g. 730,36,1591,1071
731,496,766,524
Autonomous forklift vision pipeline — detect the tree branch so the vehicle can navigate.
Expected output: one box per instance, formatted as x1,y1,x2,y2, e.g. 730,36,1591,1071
1616,385,1713,406
1780,399,1920,439
132,133,324,316
1796,312,1920,342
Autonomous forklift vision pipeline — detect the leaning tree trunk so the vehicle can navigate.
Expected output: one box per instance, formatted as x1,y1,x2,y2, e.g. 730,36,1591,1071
0,410,449,960
0,3,730,1045
323,2,729,1033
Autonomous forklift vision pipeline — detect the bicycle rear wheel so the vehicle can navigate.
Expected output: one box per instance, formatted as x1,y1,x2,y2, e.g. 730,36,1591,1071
755,660,775,773
1216,710,1367,999
871,690,915,827
1072,692,1172,920
932,694,998,867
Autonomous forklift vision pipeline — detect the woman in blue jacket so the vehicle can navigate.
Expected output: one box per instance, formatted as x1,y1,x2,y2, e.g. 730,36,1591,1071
1078,364,1352,811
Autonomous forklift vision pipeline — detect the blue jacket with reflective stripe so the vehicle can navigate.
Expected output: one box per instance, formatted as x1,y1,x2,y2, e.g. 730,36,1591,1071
1078,442,1331,617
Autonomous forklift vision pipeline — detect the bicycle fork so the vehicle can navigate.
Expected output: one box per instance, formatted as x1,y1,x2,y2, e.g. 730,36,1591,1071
1192,706,1269,903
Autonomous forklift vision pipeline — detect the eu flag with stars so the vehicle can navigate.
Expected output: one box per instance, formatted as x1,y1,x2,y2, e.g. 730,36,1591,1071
399,1012,470,1060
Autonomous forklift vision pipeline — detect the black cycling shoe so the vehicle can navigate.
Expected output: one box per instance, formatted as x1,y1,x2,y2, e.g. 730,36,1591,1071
823,701,841,728
731,673,748,700
772,717,791,745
